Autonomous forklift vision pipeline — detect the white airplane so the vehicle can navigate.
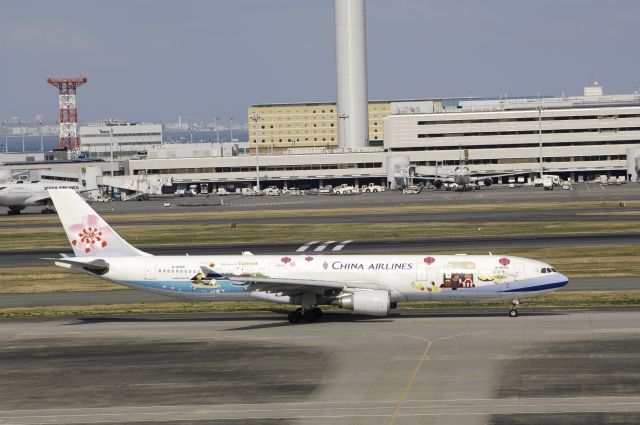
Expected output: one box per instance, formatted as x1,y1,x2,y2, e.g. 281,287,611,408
48,189,568,323
0,181,82,215
417,166,526,191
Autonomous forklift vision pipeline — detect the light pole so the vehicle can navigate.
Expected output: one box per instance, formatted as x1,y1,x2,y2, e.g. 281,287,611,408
338,113,348,151
2,121,7,153
20,120,25,153
215,114,220,144
105,119,116,177
38,119,44,152
538,105,544,178
250,112,261,191
229,115,234,142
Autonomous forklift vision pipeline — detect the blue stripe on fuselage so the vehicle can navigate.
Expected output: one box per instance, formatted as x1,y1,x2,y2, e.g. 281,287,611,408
124,279,248,294
502,280,568,293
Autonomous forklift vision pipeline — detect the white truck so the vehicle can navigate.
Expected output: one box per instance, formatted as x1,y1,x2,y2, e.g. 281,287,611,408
318,185,333,194
332,184,358,195
263,186,282,196
216,187,229,196
543,176,554,190
402,185,421,194
360,183,386,193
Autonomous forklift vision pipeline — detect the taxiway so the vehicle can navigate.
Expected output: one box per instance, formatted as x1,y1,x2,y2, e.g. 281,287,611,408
1,309,639,424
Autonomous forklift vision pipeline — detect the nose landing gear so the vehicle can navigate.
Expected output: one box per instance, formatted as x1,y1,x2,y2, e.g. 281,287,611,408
509,299,520,317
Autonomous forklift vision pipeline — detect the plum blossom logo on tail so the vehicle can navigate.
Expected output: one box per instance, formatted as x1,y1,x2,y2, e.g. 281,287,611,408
69,214,112,254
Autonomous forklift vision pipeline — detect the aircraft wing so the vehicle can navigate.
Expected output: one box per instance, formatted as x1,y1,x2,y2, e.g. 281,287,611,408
411,175,455,182
225,274,390,297
468,171,528,181
25,193,52,205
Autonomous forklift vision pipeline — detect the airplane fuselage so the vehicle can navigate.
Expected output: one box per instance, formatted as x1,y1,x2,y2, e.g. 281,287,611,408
62,254,568,305
0,182,81,213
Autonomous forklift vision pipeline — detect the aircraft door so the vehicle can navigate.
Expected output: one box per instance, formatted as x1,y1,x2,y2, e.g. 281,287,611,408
145,262,156,280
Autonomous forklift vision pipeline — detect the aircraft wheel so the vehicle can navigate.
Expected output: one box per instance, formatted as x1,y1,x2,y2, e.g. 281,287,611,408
288,310,302,324
302,307,321,323
509,309,519,318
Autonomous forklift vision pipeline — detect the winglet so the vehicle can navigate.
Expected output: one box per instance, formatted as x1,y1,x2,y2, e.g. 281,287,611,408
49,189,150,257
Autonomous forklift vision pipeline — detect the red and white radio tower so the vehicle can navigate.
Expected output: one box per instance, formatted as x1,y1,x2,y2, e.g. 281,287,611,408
47,76,88,155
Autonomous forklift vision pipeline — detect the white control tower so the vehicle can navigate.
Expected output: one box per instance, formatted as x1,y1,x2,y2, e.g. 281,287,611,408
335,0,369,150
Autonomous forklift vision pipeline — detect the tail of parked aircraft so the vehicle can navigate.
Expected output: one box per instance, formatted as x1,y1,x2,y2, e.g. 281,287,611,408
49,189,150,257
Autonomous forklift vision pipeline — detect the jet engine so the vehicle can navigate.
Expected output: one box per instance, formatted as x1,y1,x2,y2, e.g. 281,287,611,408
483,178,493,187
433,179,443,189
336,289,391,316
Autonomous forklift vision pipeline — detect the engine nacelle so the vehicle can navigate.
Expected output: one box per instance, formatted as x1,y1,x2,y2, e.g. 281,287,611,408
433,179,443,189
336,290,391,316
483,178,493,187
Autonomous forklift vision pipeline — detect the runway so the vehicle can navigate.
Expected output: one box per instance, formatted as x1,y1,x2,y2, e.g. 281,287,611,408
1,309,639,424
1,233,638,268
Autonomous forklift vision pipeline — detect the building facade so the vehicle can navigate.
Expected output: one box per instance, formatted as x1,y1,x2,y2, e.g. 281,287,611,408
384,85,640,182
247,101,390,152
80,122,163,160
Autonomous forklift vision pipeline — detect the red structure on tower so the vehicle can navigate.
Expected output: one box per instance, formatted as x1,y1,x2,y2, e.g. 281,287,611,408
47,76,88,153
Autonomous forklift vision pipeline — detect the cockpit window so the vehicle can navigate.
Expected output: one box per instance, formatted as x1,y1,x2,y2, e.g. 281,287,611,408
541,267,555,274
541,268,547,273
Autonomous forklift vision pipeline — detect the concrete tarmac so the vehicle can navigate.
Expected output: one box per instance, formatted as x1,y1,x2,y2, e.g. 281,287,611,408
1,309,640,424
2,182,640,219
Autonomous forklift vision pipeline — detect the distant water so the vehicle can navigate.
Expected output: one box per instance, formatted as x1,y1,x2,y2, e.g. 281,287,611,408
0,129,249,153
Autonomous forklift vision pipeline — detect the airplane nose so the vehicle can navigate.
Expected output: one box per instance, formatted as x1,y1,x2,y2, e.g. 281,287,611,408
557,273,569,288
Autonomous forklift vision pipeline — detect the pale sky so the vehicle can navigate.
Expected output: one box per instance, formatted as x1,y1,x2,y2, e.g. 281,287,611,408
1,0,639,125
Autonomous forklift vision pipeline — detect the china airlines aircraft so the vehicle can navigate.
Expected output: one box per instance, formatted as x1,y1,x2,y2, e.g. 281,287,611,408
48,189,568,323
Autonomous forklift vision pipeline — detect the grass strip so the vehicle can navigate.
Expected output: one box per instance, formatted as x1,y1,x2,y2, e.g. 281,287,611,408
2,220,639,250
2,199,638,225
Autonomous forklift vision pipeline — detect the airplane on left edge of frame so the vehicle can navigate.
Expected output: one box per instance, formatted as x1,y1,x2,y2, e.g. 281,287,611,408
0,180,82,215
47,189,568,323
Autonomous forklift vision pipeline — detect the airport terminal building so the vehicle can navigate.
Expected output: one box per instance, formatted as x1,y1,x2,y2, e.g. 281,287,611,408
2,84,640,192
385,84,640,182
126,84,640,191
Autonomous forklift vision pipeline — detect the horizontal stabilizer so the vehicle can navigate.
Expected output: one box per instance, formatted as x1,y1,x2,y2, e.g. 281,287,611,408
47,257,110,275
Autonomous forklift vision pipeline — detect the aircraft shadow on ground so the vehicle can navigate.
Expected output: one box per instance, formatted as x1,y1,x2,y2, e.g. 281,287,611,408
66,309,565,331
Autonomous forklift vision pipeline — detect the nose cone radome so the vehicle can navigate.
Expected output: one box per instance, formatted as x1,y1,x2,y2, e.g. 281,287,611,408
556,273,569,288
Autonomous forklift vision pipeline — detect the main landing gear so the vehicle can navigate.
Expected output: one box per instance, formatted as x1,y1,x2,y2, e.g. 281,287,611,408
288,307,323,324
509,299,520,317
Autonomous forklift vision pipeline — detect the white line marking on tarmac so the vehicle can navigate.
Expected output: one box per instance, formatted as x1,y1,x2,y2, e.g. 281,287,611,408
332,240,353,251
314,241,336,252
296,241,321,252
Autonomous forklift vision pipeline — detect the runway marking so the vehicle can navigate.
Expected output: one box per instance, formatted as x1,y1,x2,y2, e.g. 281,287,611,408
314,241,336,252
389,335,433,425
296,241,321,252
332,240,353,251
